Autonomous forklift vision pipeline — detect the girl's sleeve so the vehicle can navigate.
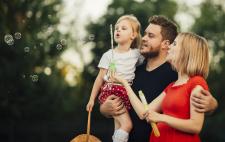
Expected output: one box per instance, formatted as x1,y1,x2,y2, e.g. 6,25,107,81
98,51,110,69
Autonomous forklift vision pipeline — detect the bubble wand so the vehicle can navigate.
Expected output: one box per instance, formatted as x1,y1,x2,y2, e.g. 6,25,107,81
109,24,116,74
138,90,160,137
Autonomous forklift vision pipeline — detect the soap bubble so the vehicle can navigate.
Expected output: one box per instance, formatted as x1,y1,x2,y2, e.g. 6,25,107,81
56,44,63,50
30,75,38,82
88,34,95,41
4,34,14,45
60,39,67,46
14,32,22,39
24,47,30,52
22,74,26,78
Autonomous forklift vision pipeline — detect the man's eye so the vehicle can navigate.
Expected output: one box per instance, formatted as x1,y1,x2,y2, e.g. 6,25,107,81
148,34,153,38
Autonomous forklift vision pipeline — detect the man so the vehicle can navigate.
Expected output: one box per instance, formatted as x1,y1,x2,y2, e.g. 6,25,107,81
100,15,218,142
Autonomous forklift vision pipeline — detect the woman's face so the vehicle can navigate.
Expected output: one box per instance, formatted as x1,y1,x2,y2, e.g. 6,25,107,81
166,37,181,66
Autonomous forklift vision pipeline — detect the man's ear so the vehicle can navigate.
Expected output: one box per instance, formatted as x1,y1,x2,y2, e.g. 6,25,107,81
162,40,170,50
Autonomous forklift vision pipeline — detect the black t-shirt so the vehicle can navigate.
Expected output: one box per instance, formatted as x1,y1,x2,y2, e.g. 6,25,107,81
128,61,178,142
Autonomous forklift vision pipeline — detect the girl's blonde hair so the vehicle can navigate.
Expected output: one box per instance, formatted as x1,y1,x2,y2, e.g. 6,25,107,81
175,32,209,79
116,15,141,49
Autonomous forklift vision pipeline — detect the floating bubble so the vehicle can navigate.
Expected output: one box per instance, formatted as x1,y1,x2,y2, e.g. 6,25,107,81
30,75,38,82
26,11,33,18
60,39,67,46
24,47,30,52
88,34,95,41
14,32,22,39
44,67,52,75
56,44,63,50
22,74,26,78
4,34,14,45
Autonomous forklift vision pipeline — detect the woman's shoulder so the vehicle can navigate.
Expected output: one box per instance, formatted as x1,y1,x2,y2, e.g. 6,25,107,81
189,75,206,83
189,75,208,90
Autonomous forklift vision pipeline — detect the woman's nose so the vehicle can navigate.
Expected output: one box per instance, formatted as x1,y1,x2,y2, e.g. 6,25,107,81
142,35,147,41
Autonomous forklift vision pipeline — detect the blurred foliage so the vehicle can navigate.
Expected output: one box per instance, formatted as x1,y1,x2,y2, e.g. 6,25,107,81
191,0,225,141
0,0,79,123
0,0,85,141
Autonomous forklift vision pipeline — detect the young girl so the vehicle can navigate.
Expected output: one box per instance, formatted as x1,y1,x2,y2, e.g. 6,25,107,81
114,32,210,142
86,15,143,142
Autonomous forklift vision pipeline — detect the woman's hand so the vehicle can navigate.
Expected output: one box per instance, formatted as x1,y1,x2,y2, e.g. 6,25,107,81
145,110,163,123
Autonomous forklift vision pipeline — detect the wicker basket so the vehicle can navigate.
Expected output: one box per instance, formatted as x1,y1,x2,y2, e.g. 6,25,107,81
70,110,101,142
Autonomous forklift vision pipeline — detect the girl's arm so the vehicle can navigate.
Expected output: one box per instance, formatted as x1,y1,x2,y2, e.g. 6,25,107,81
147,92,166,113
146,85,204,134
86,68,107,111
122,81,146,119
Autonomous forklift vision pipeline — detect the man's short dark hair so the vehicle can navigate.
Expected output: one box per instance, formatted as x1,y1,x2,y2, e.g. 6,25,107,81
149,15,178,44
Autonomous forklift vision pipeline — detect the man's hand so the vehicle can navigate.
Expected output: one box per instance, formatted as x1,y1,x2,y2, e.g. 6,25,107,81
191,89,218,114
100,95,126,117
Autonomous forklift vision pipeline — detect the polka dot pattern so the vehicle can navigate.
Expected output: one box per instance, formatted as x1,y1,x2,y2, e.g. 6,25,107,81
98,83,131,110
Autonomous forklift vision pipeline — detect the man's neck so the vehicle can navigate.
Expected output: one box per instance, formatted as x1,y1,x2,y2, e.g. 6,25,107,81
146,55,167,72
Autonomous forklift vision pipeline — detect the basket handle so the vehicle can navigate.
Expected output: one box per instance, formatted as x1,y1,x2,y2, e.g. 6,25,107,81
86,110,91,142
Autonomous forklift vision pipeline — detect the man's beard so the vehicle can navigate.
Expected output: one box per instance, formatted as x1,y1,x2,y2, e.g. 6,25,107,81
141,50,160,59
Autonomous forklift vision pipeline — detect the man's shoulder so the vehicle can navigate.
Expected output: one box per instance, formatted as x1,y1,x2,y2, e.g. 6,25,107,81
136,60,146,70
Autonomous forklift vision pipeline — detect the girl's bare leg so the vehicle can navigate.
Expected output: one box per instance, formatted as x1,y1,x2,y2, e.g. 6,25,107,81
112,111,132,142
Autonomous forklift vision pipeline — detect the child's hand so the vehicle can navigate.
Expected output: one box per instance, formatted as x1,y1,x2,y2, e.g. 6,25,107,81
108,69,116,82
86,99,95,112
110,73,126,84
145,110,162,123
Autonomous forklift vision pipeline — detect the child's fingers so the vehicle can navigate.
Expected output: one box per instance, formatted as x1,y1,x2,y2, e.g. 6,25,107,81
86,103,93,112
86,104,90,112
89,106,92,112
112,70,115,78
109,70,112,81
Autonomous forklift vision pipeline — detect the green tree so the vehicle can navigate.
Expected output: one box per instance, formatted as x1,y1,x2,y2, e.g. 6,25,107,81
191,1,225,142
0,0,79,134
